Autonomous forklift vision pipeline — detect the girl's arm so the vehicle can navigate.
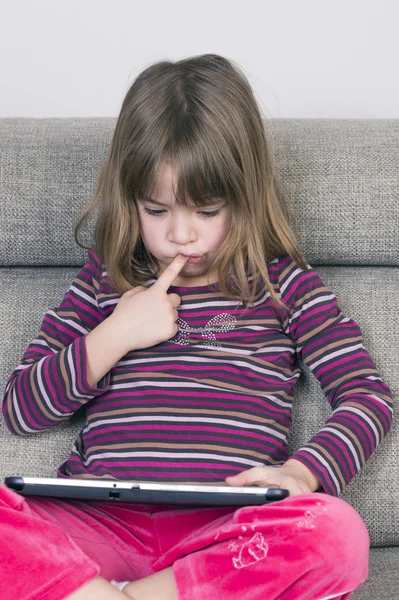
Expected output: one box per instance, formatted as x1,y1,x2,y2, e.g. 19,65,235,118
277,256,393,496
1,250,122,435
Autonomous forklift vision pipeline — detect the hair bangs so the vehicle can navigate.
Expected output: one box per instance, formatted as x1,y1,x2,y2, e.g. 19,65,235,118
150,126,235,208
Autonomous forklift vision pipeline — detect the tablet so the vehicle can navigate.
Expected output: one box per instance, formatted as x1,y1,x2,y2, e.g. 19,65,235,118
4,476,289,506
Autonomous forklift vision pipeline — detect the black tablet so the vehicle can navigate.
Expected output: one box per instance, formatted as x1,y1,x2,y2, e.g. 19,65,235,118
4,476,289,506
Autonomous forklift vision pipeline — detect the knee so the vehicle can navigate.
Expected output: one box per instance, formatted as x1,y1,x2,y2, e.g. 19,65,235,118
303,494,369,571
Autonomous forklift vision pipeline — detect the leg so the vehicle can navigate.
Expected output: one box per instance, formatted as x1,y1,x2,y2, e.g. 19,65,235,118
66,576,126,599
123,567,177,600
0,486,100,600
0,485,159,600
151,493,369,600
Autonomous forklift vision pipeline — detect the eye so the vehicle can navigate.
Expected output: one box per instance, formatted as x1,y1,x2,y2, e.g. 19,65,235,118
199,209,221,218
143,207,165,216
143,207,221,218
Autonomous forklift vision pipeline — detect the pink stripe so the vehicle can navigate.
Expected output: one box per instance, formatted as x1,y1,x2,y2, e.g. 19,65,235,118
334,411,377,449
66,464,244,479
95,390,290,411
296,300,336,322
90,460,247,470
314,351,368,378
284,268,321,299
83,432,282,452
75,338,85,394
64,296,99,320
90,401,286,420
313,435,355,482
51,352,74,413
18,366,44,429
303,323,359,354
84,425,278,444
42,353,59,410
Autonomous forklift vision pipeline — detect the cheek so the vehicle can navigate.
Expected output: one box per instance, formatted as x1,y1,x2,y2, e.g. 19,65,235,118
139,216,159,247
215,216,231,243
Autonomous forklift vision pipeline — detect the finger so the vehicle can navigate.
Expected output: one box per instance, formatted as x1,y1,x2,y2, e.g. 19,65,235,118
225,469,256,487
129,286,146,296
225,467,269,487
152,254,189,292
168,293,182,308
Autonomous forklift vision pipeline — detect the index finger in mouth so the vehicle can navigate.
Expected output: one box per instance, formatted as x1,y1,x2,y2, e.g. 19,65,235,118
152,254,189,292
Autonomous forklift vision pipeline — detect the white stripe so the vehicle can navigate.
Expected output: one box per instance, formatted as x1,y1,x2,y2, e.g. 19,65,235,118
321,427,361,471
279,266,302,296
308,343,364,370
180,300,244,310
30,337,56,349
334,405,380,445
36,357,66,416
47,311,88,335
82,451,264,468
252,290,271,307
295,316,353,351
297,447,341,493
108,380,294,407
108,380,292,409
366,393,393,412
99,298,119,307
67,344,91,400
119,356,296,382
69,285,98,307
14,362,37,372
84,414,286,439
291,293,336,321
12,387,38,433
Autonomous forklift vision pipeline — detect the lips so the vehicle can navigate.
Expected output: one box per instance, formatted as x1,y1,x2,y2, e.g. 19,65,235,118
187,255,202,264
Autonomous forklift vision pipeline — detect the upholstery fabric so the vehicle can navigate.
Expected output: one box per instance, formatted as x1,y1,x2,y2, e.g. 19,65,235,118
0,118,397,595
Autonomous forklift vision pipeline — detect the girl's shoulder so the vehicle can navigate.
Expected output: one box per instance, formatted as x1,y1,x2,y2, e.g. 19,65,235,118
267,254,309,281
268,253,330,307
87,246,105,275
85,247,118,296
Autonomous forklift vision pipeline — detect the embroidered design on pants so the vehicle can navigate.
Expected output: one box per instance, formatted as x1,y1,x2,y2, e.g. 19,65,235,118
228,532,269,569
296,502,329,529
172,314,237,349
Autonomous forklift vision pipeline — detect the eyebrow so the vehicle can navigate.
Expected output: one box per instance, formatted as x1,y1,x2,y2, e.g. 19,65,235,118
139,197,170,207
139,196,225,207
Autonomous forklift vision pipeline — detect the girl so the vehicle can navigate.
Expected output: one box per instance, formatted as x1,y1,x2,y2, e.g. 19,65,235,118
0,54,393,600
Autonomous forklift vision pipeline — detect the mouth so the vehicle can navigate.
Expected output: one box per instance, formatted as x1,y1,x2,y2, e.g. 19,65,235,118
179,254,203,265
187,255,202,264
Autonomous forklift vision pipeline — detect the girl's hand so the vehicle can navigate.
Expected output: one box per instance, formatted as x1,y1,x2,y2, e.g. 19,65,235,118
225,460,320,497
109,254,189,352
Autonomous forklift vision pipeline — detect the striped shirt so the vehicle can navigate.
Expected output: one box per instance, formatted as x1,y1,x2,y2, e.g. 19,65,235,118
2,249,393,496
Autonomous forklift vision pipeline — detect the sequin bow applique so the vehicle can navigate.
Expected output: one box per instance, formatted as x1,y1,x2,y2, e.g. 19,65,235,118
172,313,237,349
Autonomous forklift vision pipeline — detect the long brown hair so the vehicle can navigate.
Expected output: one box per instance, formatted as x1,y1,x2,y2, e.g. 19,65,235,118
75,53,308,310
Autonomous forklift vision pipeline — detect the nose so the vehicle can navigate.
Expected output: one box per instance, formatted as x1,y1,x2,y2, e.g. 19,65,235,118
167,213,197,245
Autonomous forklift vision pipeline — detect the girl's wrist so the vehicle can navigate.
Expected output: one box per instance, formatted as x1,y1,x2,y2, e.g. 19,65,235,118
106,314,135,354
281,459,321,492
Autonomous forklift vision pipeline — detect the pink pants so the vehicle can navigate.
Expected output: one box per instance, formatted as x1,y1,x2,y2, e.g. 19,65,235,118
0,485,369,600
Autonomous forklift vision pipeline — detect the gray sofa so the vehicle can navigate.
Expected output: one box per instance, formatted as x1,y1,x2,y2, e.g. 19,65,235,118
0,118,398,598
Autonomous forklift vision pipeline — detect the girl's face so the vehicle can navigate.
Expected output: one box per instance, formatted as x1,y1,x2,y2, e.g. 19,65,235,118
137,163,231,287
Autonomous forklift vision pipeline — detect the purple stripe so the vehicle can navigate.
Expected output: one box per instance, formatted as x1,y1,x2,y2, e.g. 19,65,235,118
84,433,282,453
93,391,291,413
87,460,248,471
84,424,281,444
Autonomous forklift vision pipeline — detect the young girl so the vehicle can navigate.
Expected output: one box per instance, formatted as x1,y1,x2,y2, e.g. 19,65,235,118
0,54,393,600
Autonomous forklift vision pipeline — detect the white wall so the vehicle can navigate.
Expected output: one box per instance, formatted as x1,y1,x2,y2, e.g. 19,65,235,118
1,0,398,118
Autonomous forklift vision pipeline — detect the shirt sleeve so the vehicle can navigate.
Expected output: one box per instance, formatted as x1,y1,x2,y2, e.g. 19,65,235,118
1,249,112,436
277,256,393,496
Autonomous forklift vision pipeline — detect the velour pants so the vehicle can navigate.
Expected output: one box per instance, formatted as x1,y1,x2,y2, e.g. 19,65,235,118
0,485,369,600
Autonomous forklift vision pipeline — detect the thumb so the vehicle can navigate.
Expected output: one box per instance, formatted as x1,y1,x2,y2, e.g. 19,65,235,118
225,471,250,486
128,286,146,296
